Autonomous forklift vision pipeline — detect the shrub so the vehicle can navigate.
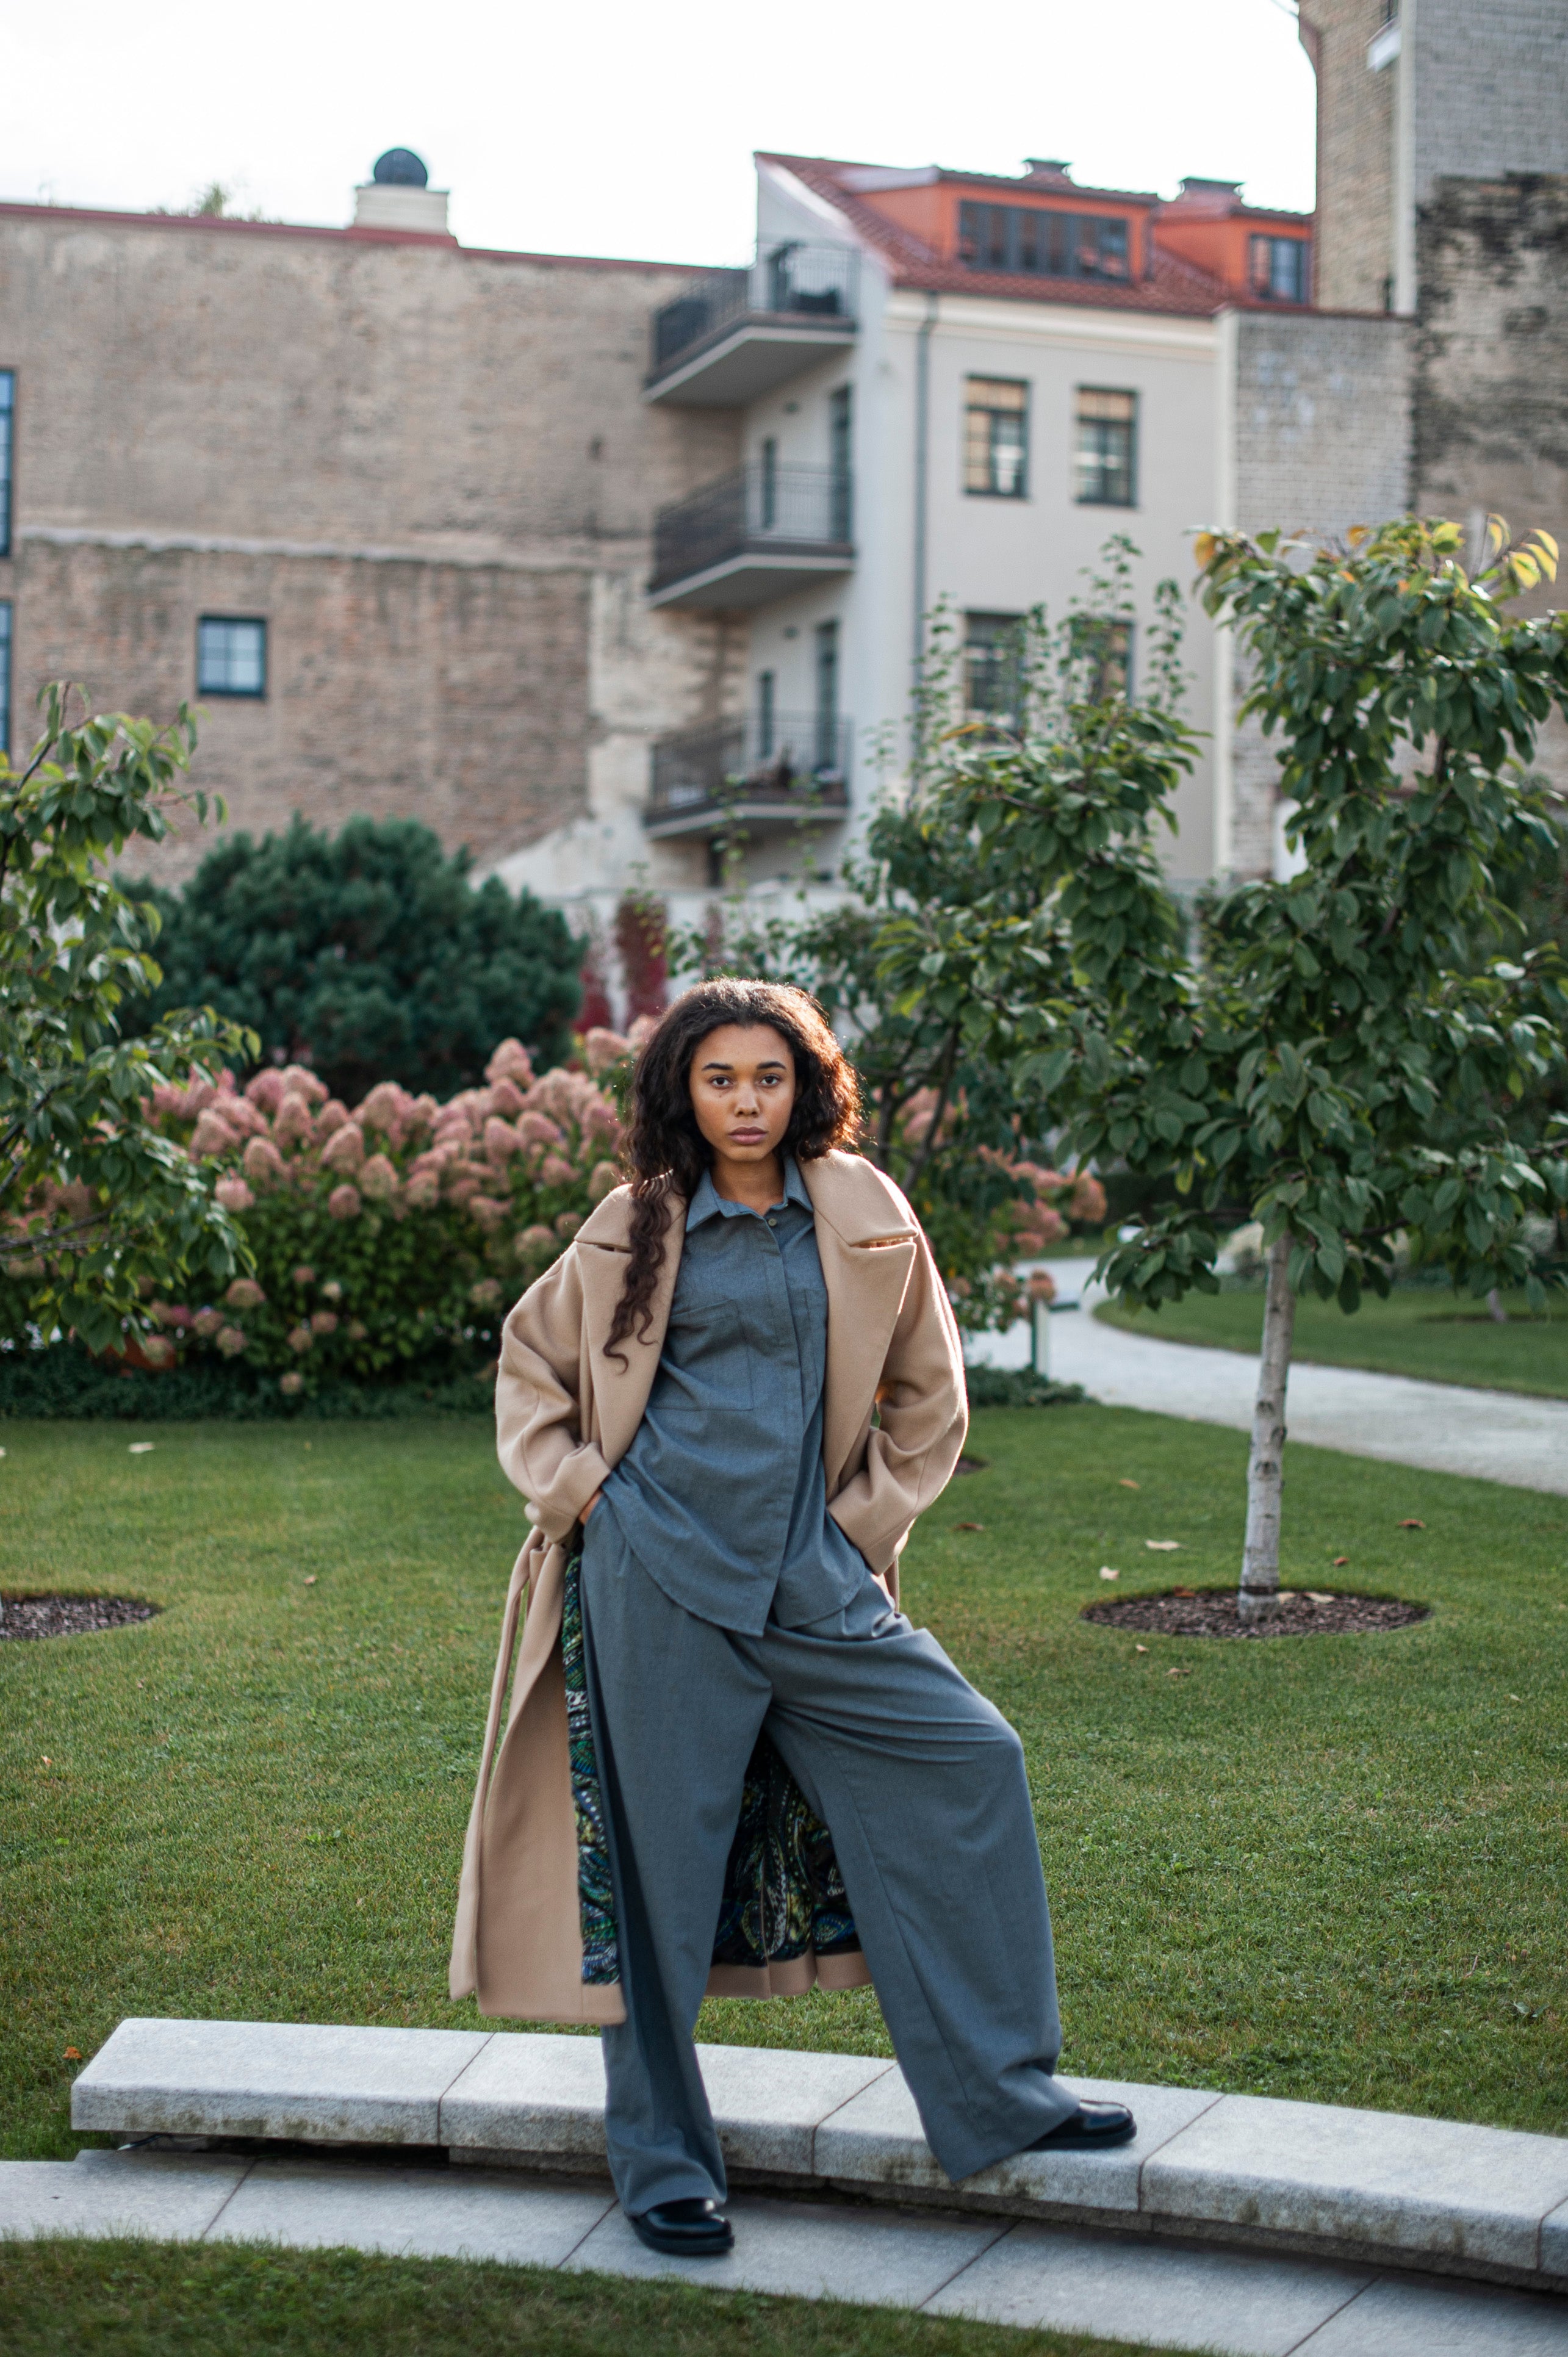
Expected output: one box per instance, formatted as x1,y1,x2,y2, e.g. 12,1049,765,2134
131,1037,624,1400
124,814,583,1102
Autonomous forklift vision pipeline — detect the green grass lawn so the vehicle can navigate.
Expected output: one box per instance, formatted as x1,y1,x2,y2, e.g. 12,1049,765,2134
1094,1282,1568,1397
0,2242,1194,2357
2,1408,1564,2177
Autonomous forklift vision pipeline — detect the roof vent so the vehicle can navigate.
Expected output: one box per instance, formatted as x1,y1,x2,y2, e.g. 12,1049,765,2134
1021,159,1074,184
1176,176,1243,203
353,149,451,236
372,148,429,187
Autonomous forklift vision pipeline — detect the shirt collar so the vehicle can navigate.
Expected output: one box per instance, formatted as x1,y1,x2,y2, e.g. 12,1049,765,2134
685,1154,811,1231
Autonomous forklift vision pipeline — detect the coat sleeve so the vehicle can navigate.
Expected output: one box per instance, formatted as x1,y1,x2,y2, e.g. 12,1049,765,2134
495,1249,613,1542
827,1218,968,1576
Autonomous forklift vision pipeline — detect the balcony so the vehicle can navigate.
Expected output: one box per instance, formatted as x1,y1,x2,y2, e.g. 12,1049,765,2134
645,711,852,843
646,242,858,406
649,462,854,611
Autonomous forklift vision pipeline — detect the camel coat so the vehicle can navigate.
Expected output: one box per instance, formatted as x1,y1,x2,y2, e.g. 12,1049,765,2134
448,1148,968,2023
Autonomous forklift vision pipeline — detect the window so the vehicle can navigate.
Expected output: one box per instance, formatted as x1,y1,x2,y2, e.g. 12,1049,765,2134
829,386,852,540
965,613,1024,726
0,602,10,755
965,378,1029,497
957,203,1131,282
757,669,776,761
197,616,267,697
1074,388,1137,506
813,620,840,771
1069,614,1133,702
759,438,779,531
0,371,13,560
1249,236,1310,303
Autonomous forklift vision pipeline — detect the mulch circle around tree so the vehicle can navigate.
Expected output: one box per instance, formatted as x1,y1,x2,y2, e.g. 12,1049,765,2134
0,1594,161,1642
1082,1588,1430,1640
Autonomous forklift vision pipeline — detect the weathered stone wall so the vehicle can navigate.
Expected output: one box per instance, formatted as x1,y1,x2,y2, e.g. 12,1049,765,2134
1300,0,1397,314
1227,309,1413,873
0,207,739,880
1412,0,1568,201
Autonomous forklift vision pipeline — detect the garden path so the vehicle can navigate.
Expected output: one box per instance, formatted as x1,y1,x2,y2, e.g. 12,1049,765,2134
967,1262,1568,1497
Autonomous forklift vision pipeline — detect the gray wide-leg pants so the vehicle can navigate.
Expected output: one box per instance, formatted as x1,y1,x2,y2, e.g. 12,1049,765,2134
579,1517,1077,2219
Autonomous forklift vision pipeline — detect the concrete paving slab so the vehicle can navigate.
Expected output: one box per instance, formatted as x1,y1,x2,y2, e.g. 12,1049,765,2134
1143,2093,1568,2272
816,2068,1221,2214
695,2042,896,2175
1544,2200,1568,2281
1294,2273,1568,2355
441,2031,607,2158
926,2220,1373,2355
1023,1265,1568,1497
567,2190,1005,2306
73,2017,491,2146
0,2150,249,2241
209,2157,613,2264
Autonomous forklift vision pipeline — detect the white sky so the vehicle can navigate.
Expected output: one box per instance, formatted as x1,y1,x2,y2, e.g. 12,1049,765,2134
9,0,1315,265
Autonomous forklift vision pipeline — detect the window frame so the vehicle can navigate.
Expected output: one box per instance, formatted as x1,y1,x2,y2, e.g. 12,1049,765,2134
0,370,13,562
196,614,268,700
1248,234,1311,303
963,610,1026,730
963,376,1030,500
1073,387,1138,509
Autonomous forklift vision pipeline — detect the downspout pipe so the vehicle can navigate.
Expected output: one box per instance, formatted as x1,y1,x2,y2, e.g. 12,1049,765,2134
912,291,938,741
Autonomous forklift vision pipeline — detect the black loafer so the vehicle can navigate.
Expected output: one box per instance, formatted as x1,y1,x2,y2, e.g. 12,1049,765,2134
629,2197,734,2257
1030,2100,1137,2151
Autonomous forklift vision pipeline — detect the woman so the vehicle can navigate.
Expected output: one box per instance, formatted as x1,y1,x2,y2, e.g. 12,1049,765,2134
451,979,1133,2257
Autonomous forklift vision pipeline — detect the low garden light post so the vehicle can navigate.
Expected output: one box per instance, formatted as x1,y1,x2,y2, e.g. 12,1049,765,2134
1028,1268,1057,1376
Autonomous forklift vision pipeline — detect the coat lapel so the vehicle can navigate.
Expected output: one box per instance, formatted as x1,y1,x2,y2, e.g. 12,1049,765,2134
804,1154,919,1499
575,1189,686,1467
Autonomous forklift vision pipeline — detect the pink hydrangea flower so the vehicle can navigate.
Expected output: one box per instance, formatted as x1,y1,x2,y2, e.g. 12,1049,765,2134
405,1172,440,1211
279,1370,304,1396
190,1109,240,1159
539,1153,576,1187
310,1309,339,1336
345,1319,367,1340
273,1094,315,1148
140,1333,176,1368
320,1279,343,1302
292,1264,316,1286
225,1278,265,1310
216,1325,248,1356
327,1184,361,1221
243,1136,286,1185
468,1196,506,1232
469,1278,502,1310
586,1161,621,1204
485,1038,535,1088
487,1077,527,1118
581,1027,631,1076
215,1175,254,1212
193,1308,225,1339
286,1323,314,1354
516,1224,556,1261
358,1153,398,1201
553,1211,584,1240
322,1123,365,1175
245,1071,286,1114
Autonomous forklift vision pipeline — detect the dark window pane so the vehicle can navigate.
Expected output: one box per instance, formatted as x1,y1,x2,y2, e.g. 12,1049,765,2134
197,616,267,696
0,600,10,754
1074,388,1137,506
0,370,12,561
965,611,1024,723
965,376,1029,497
955,204,1132,282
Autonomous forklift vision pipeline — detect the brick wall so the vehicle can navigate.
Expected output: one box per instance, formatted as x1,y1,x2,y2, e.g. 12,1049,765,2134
1300,0,1396,313
1412,0,1568,199
1228,310,1412,873
0,208,739,882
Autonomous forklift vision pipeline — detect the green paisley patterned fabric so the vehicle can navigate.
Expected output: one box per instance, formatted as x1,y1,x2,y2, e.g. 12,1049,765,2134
561,1553,861,1987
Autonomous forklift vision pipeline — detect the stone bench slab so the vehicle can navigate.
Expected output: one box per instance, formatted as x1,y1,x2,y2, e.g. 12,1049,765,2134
69,2017,1568,2292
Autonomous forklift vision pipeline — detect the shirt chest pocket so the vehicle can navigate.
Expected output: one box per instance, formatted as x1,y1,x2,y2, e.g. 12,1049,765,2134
658,1284,758,1412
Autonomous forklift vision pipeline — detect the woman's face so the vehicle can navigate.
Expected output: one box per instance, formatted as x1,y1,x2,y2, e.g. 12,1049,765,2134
688,1023,797,1169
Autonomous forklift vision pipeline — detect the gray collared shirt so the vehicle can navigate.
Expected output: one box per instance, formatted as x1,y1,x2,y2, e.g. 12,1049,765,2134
595,1156,866,1635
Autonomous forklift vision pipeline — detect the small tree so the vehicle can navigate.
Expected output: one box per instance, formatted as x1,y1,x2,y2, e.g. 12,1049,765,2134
1,686,254,1353
128,815,582,1103
879,519,1568,1615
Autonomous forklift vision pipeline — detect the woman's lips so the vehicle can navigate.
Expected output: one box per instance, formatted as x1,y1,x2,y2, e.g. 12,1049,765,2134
729,1128,767,1145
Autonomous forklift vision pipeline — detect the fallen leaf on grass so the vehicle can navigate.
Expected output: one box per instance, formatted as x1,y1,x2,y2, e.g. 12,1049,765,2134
1508,1694,1522,1703
1171,1586,1196,1599
62,2048,81,2062
1098,1566,1121,1581
1332,1556,1350,1567
303,1575,318,1585
1118,1478,1140,1489
1167,1667,1192,1679
952,1522,985,1532
1306,1591,1336,1603
1134,1643,1149,1654
1146,1539,1180,1552
128,1442,155,1455
1398,1519,1426,1530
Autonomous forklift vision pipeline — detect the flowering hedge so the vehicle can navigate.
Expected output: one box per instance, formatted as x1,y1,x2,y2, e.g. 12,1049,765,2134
130,1029,641,1400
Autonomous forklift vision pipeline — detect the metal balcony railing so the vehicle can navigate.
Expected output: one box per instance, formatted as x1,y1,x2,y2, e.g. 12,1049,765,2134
650,242,859,376
647,711,852,831
650,464,853,599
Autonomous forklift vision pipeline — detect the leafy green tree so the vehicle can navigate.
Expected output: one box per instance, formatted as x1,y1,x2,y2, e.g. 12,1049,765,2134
876,517,1568,1617
1,686,254,1353
128,815,582,1103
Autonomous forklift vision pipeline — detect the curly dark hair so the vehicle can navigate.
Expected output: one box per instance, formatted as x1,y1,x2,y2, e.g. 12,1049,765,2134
605,979,862,1362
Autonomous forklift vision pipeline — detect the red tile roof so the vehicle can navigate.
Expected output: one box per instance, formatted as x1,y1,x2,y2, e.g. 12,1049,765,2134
759,152,1239,318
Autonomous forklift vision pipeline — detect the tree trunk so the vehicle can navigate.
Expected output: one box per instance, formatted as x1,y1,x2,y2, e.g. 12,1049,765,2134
1239,1234,1296,1624
1486,1287,1508,1325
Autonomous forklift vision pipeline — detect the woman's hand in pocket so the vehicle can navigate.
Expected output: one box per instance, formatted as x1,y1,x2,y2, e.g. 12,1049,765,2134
581,1491,603,1524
